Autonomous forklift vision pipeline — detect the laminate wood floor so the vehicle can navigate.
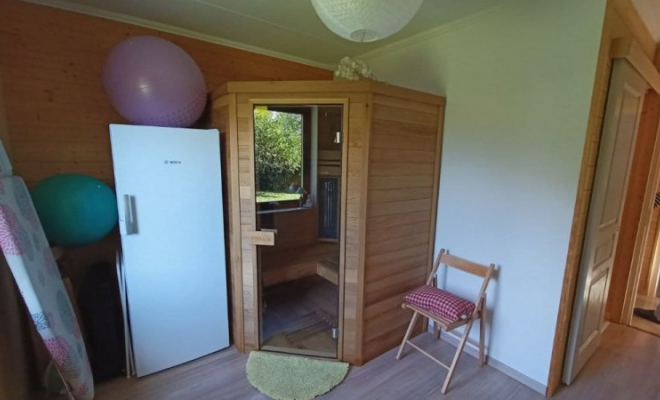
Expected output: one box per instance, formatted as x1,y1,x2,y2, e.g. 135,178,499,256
553,323,660,400
631,295,660,337
95,324,660,400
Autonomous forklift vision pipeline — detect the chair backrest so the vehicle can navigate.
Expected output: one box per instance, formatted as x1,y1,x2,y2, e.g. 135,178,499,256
427,249,495,308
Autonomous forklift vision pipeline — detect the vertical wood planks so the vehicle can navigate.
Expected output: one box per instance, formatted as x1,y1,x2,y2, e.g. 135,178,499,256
362,94,444,362
0,0,331,187
211,95,245,351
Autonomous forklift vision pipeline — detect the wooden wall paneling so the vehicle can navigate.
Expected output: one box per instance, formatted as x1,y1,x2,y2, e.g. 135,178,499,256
0,0,332,329
371,105,438,128
236,98,258,351
370,83,446,107
366,223,431,246
0,0,331,187
547,1,660,394
368,187,434,204
248,100,261,352
342,96,368,364
261,210,318,250
362,94,442,362
212,94,245,351
357,93,372,365
0,67,12,158
419,102,444,348
213,81,445,107
429,106,446,278
318,106,343,151
336,98,350,364
0,59,36,400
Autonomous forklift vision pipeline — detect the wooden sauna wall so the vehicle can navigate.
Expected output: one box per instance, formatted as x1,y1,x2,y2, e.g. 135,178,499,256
363,95,445,362
343,94,369,365
211,95,245,351
213,82,446,365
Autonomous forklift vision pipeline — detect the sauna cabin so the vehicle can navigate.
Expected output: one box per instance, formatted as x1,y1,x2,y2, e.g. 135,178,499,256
211,80,445,365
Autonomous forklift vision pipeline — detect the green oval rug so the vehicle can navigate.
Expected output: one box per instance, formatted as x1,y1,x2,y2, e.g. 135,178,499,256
246,351,349,400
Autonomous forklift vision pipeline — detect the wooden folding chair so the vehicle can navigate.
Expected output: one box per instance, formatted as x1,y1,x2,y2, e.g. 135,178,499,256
396,249,495,394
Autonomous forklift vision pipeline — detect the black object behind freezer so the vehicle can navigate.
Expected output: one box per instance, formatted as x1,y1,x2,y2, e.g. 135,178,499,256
78,262,126,382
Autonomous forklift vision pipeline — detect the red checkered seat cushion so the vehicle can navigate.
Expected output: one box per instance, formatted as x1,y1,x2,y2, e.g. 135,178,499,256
404,285,475,322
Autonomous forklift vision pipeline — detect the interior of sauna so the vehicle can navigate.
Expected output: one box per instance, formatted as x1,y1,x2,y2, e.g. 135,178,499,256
255,104,343,358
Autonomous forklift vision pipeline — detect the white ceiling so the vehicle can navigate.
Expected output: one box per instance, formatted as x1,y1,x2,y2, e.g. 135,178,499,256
632,0,660,42
24,0,503,68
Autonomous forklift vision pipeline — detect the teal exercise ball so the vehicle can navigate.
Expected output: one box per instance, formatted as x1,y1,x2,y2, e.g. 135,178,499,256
31,174,118,246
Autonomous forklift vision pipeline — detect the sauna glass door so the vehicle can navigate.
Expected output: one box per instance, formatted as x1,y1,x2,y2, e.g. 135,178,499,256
253,104,343,358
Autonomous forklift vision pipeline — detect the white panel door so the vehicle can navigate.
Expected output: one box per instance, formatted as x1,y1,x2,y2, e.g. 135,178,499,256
563,61,648,383
110,124,229,377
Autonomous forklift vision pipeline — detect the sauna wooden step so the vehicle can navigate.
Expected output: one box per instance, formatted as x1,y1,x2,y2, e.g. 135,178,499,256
317,256,339,285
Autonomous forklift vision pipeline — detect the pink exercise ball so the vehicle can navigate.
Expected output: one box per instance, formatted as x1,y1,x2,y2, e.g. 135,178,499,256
102,36,207,127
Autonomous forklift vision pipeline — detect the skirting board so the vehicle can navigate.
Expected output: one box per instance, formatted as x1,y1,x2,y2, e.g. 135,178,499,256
426,325,547,395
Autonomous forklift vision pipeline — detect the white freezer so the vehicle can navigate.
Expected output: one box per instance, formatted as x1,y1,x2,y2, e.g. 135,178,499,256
110,124,229,377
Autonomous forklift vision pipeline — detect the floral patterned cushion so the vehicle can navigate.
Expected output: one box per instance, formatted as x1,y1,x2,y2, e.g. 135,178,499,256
404,285,475,322
0,176,94,399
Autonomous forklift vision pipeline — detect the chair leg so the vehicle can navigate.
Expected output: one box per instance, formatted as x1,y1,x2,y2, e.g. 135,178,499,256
479,297,487,366
396,311,420,360
441,320,474,394
433,321,440,339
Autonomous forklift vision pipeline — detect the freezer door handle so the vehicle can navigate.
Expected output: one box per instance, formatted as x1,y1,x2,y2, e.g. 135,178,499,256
120,194,138,236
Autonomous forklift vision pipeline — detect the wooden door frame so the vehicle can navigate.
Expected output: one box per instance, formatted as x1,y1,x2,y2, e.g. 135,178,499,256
620,114,660,324
644,209,660,298
606,39,660,326
247,97,350,361
547,36,660,395
565,58,648,384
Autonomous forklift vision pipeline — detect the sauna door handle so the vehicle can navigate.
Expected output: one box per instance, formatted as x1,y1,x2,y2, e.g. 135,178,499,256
247,230,276,246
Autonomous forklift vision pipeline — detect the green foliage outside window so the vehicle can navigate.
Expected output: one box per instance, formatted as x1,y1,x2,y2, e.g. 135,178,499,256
254,109,303,203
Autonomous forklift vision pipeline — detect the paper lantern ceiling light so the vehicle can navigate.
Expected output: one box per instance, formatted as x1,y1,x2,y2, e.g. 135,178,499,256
311,0,424,43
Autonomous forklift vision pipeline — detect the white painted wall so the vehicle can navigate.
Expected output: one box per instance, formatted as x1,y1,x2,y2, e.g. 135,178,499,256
362,0,607,387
